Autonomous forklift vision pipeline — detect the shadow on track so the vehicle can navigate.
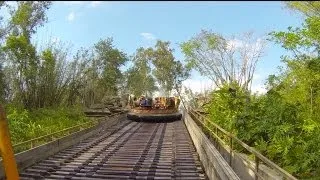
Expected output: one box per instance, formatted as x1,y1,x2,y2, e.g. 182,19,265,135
127,113,182,123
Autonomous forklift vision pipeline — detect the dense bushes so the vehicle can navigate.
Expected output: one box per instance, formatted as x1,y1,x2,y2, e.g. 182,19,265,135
0,2,125,153
196,7,320,178
204,80,320,178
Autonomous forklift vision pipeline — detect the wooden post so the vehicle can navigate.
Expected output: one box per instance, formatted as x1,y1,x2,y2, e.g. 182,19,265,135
0,105,19,180
255,155,260,180
229,137,233,167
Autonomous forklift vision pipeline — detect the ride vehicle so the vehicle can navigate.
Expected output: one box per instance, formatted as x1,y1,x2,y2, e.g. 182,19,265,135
127,95,182,121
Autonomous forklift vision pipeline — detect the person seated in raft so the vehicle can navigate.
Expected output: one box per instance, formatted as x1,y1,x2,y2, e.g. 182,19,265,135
139,96,147,107
146,97,153,107
133,97,139,107
154,97,161,109
167,97,175,109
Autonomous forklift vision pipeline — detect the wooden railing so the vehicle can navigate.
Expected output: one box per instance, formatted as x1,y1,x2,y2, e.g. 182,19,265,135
13,112,124,153
189,108,297,180
0,105,19,179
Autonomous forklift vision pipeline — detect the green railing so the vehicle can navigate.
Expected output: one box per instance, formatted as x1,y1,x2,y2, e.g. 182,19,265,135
189,108,297,180
13,112,124,153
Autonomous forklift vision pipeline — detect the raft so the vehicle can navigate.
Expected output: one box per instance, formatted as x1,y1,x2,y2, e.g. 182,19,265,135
127,108,182,121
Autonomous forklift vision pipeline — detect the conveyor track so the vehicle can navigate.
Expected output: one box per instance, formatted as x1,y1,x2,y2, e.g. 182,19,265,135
19,119,207,179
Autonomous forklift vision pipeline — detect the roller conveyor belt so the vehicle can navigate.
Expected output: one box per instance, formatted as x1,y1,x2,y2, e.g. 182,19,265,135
19,119,207,180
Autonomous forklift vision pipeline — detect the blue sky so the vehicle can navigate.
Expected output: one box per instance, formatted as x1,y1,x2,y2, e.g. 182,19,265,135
7,1,305,94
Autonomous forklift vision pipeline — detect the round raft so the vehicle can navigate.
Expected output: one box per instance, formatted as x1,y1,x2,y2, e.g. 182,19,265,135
127,108,182,121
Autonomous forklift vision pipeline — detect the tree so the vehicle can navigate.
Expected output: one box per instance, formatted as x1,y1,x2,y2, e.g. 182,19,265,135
126,41,190,98
38,49,56,107
0,2,8,103
172,60,190,98
65,48,90,106
285,1,320,17
93,38,127,96
261,9,320,176
126,47,158,97
269,13,320,120
10,1,51,40
149,40,190,96
74,48,96,107
0,1,14,42
3,1,52,109
181,30,266,91
149,40,176,95
0,63,5,103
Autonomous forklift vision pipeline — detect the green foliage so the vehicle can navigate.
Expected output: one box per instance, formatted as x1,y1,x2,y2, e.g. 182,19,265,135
269,16,320,54
1,1,319,178
265,18,320,177
205,81,320,177
150,40,190,95
0,64,5,103
180,30,227,83
150,41,176,93
125,41,189,97
38,49,56,107
126,47,158,97
285,1,320,17
204,82,249,134
202,13,320,178
263,15,320,177
6,105,89,146
93,38,128,96
181,29,265,91
2,1,51,109
10,1,51,38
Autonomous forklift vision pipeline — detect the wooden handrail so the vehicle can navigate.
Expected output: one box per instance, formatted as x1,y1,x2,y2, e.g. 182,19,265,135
189,108,297,180
13,111,124,151
13,120,96,148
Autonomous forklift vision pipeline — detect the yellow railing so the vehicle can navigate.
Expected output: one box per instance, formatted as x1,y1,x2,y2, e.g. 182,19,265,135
189,108,298,180
0,105,19,180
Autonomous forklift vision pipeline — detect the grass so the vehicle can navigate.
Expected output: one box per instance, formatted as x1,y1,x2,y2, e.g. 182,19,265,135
5,104,91,153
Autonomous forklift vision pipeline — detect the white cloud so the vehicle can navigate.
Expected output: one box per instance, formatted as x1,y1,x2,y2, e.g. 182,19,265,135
226,36,266,52
6,1,17,7
90,1,102,7
151,78,214,98
59,1,85,5
251,83,267,95
252,73,261,81
251,71,267,95
67,12,75,21
140,33,156,40
181,73,267,95
182,78,214,94
227,39,243,50
51,37,60,44
57,1,104,7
